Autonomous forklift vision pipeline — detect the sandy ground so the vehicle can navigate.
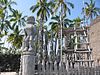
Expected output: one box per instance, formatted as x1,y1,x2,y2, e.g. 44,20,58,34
0,72,17,75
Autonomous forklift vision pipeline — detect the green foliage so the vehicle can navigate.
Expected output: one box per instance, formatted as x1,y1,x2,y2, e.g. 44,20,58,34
52,0,74,16
82,0,100,21
0,0,26,52
0,54,20,72
7,26,23,49
73,17,83,27
49,15,72,32
9,9,26,29
30,0,53,21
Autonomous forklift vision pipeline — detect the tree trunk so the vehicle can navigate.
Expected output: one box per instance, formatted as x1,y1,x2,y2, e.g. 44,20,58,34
90,14,93,23
54,33,58,56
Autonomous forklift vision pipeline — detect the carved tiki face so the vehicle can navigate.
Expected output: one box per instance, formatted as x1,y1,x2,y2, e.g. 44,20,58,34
27,16,35,25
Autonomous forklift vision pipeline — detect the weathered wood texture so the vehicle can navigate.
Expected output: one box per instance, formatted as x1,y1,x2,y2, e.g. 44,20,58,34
33,64,100,75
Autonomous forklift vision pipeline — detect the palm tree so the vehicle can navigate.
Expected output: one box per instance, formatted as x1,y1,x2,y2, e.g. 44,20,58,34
9,9,26,29
0,0,26,53
82,0,100,22
7,25,23,49
6,9,26,49
0,0,17,17
49,15,72,56
44,26,49,62
51,0,74,61
0,0,17,34
73,17,82,27
50,15,72,33
53,0,74,16
30,0,53,21
30,0,53,49
0,0,21,52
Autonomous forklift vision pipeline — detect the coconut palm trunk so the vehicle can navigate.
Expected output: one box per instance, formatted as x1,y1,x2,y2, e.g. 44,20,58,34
54,33,58,56
90,14,93,22
60,3,63,62
30,0,53,52
52,0,74,61
40,18,44,50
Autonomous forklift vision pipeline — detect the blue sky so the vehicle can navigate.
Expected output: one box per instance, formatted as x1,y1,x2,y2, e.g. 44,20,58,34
14,0,100,20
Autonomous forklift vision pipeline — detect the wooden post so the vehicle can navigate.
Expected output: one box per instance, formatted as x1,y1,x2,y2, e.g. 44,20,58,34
22,51,35,75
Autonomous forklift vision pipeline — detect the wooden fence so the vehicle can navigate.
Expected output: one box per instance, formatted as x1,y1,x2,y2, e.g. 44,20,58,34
32,62,100,75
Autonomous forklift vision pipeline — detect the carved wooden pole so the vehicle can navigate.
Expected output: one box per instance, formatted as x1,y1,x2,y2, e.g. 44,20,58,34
21,16,36,75
22,51,35,75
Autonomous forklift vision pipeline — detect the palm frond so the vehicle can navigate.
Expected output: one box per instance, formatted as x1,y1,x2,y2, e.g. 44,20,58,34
66,2,74,9
51,15,60,22
30,3,39,13
49,22,58,25
85,2,89,7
